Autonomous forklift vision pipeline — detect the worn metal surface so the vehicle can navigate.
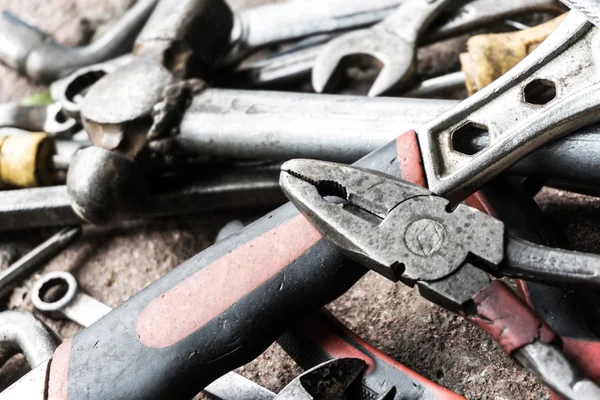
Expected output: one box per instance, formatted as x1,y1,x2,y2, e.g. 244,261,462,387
312,0,454,97
0,0,158,83
417,12,600,203
0,1,586,399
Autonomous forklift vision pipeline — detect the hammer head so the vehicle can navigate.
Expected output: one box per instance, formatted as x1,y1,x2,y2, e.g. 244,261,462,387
67,147,149,225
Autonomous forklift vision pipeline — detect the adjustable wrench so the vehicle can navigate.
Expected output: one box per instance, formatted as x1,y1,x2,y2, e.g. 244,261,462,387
0,0,158,83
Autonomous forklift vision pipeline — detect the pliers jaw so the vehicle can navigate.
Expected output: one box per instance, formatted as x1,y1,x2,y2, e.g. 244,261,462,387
280,158,432,282
280,159,505,286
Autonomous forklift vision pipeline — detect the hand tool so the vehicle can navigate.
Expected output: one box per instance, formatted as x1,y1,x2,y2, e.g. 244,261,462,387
74,86,600,223
149,91,600,192
279,309,464,399
0,0,158,83
312,0,455,97
223,0,403,67
32,271,111,328
0,103,79,138
27,271,360,400
0,227,80,299
228,0,565,89
0,133,56,188
311,0,567,96
78,0,233,199
0,161,285,231
560,0,600,26
49,55,134,120
0,311,59,370
225,0,566,68
279,159,600,399
0,121,572,399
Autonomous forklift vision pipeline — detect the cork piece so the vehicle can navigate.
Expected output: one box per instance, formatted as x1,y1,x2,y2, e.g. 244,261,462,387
0,133,56,187
461,14,566,95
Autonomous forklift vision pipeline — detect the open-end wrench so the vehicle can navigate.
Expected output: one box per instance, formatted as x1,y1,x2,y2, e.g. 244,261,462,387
0,0,158,83
312,0,456,97
225,0,566,68
311,0,568,96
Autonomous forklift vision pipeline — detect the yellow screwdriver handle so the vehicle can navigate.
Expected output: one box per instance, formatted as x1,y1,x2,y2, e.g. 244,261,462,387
0,133,56,188
461,14,566,95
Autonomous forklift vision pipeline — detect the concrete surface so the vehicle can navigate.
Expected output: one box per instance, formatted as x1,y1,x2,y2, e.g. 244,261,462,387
0,1,595,399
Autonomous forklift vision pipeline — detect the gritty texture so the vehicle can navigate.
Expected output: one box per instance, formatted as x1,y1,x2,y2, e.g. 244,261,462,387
0,1,590,399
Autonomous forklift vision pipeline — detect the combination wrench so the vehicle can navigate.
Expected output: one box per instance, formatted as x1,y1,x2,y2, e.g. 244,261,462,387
311,0,566,96
230,0,565,89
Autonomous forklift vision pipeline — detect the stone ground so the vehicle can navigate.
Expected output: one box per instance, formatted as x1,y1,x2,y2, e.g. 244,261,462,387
0,1,597,399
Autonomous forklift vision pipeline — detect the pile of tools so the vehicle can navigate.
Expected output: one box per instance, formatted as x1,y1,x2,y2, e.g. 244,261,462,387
1,0,600,398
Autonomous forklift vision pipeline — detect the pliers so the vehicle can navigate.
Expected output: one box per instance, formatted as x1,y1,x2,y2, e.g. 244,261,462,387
280,159,600,400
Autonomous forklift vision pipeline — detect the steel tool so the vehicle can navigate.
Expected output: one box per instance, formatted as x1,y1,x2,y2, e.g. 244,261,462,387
27,272,374,400
224,0,403,67
560,0,600,26
77,0,233,220
0,121,578,399
32,271,111,328
229,0,565,89
311,0,569,96
0,311,58,370
0,162,285,231
0,103,78,138
49,55,134,119
312,0,454,96
0,227,80,299
0,0,158,83
226,0,565,68
279,159,600,399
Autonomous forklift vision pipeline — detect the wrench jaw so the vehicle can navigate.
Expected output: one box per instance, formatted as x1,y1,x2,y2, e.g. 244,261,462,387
312,29,416,97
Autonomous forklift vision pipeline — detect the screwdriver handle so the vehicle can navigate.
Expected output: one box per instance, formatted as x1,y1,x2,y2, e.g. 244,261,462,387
47,132,424,399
